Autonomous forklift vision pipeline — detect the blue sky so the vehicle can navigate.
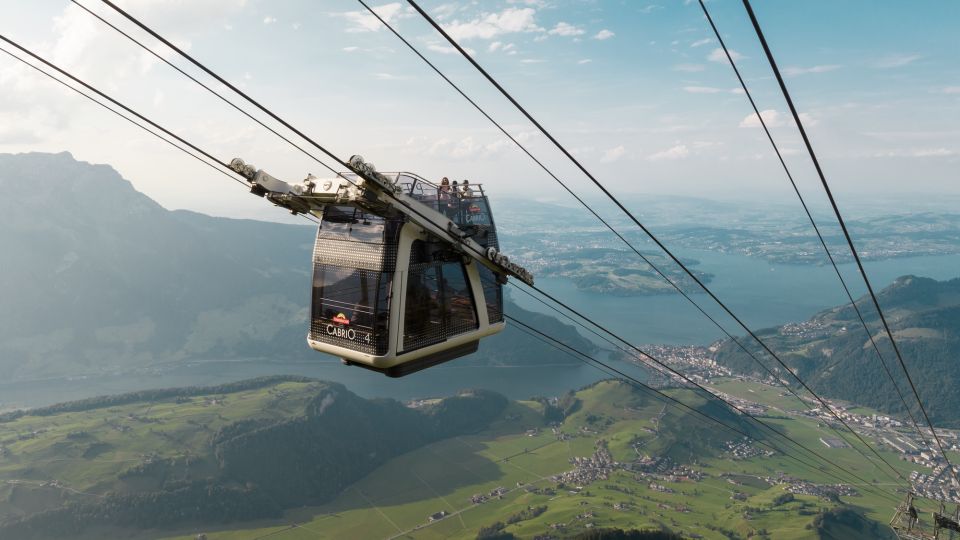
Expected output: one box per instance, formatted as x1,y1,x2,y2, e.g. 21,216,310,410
0,0,957,220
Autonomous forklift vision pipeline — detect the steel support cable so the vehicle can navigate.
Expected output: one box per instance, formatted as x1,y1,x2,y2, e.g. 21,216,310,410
70,0,348,189
508,322,780,450
0,38,319,228
91,0,520,265
356,0,797,396
403,0,907,485
96,0,903,485
0,35,231,173
512,283,906,491
0,46,244,189
95,0,368,189
740,0,954,475
356,0,890,474
3,34,896,499
512,322,896,507
696,0,930,452
506,314,900,502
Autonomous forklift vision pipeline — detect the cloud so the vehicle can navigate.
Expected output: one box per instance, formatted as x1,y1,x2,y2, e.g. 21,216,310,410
936,87,960,94
577,59,592,65
740,109,782,128
520,59,545,64
427,43,476,55
593,29,615,40
707,48,744,63
639,5,662,14
431,3,461,20
873,54,922,69
740,109,819,128
0,105,64,145
601,145,626,163
673,63,705,72
338,2,410,33
263,16,276,24
683,86,723,94
445,7,542,41
782,64,841,76
548,22,585,37
876,148,958,158
489,41,502,52
646,144,689,161
690,38,712,48
343,46,359,52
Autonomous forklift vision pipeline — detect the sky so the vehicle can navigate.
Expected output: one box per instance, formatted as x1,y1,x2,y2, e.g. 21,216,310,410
0,0,958,221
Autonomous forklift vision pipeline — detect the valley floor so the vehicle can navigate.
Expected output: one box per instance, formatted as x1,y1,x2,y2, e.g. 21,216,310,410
158,379,926,540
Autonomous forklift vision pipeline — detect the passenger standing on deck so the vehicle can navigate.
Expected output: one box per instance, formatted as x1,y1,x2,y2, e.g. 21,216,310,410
448,180,460,220
461,179,474,199
438,177,451,209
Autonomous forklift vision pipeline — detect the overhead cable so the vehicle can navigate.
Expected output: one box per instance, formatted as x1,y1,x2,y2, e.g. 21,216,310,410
400,0,906,483
740,0,953,474
507,314,899,502
696,0,930,451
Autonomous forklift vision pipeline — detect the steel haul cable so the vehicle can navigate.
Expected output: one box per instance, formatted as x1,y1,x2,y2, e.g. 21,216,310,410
510,284,906,495
373,0,908,484
740,0,954,477
87,0,904,491
5,26,900,504
696,0,931,453
509,321,899,509
506,314,899,502
0,38,320,228
359,0,908,486
0,47,242,189
69,0,346,189
354,0,791,393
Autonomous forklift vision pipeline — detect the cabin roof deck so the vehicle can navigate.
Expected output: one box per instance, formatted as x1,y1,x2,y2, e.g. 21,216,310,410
338,171,488,198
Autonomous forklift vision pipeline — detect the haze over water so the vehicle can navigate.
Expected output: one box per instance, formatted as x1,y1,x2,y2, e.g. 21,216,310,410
3,250,957,410
514,250,960,346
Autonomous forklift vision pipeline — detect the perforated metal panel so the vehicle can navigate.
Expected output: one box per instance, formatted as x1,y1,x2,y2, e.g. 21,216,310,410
312,238,397,272
313,210,402,272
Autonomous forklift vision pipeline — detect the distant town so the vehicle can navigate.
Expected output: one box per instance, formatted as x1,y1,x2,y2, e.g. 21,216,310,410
626,343,960,503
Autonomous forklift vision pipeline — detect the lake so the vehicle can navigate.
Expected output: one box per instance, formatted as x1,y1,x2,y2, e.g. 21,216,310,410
1,251,957,409
511,250,960,346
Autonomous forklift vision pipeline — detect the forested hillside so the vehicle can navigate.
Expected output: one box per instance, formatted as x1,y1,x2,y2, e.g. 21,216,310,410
715,275,960,426
0,377,507,538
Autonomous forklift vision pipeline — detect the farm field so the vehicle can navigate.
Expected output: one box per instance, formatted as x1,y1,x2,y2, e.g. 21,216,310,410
161,380,910,540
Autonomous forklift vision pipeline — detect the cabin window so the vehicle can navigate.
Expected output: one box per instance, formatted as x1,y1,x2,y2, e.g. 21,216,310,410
402,241,479,351
442,261,478,334
309,210,400,355
310,264,391,355
477,265,504,323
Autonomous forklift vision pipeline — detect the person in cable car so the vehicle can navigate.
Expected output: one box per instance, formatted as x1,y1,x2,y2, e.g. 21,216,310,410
461,179,474,198
439,177,453,218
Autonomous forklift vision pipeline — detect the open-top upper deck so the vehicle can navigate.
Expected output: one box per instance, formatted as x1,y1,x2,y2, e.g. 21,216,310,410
337,171,497,236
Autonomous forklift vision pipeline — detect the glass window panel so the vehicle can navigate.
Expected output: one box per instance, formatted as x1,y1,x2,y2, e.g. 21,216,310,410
441,261,478,334
310,264,390,355
477,265,504,324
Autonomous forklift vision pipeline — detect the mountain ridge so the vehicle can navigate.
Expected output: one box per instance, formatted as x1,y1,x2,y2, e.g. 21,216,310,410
0,151,595,383
714,274,960,426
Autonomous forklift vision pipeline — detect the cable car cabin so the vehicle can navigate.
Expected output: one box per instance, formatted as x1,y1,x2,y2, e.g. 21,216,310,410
308,174,505,377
